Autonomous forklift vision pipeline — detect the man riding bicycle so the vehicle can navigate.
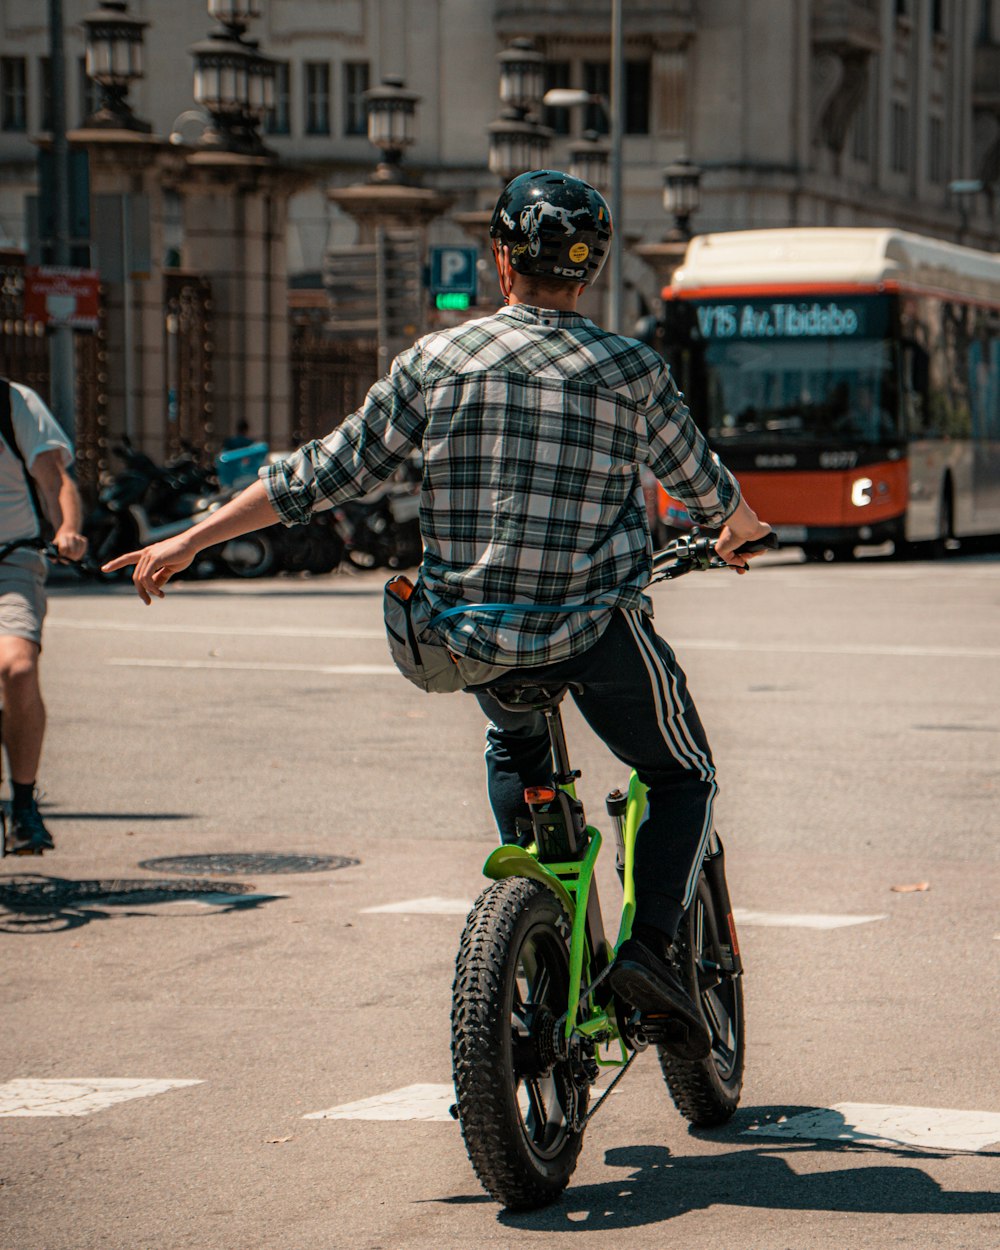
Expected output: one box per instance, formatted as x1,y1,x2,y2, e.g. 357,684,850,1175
106,170,771,1057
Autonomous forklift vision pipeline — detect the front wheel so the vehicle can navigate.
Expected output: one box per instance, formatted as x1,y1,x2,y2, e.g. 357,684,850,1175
451,877,587,1210
658,874,744,1126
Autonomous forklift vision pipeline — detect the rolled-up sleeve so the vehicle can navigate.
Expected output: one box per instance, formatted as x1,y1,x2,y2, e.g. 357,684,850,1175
642,365,741,526
262,344,427,526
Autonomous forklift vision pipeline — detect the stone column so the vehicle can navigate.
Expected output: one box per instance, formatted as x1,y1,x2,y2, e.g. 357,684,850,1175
177,151,311,450
67,127,178,454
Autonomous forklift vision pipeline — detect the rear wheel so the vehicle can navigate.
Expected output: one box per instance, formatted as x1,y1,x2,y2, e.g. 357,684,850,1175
658,874,744,1126
451,877,588,1210
220,531,277,578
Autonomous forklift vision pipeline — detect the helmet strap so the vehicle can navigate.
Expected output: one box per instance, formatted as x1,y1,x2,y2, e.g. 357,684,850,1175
492,241,513,305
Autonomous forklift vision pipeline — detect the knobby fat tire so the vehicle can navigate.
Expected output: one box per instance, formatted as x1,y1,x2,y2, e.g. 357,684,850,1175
451,876,587,1210
657,874,745,1125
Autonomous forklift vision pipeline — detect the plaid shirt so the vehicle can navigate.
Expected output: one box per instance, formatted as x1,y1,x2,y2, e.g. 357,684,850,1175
262,304,741,667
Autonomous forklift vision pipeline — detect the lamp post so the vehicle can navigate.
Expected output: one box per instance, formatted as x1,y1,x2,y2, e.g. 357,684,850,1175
488,39,551,183
81,0,150,132
364,75,420,183
190,1,274,155
662,157,702,241
948,178,983,245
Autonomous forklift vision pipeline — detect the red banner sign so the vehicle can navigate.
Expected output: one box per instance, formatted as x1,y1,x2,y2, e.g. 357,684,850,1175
23,266,100,329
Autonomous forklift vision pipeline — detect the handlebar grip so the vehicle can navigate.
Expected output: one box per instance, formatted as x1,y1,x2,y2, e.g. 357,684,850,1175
733,533,779,556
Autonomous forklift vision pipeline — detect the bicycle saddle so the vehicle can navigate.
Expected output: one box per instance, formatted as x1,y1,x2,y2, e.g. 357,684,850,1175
484,681,583,712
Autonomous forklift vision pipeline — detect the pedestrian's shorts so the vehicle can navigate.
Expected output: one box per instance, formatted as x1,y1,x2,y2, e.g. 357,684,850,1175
0,559,47,646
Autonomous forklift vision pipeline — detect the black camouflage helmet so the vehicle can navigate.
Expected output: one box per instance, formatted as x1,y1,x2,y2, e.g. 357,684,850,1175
489,169,613,285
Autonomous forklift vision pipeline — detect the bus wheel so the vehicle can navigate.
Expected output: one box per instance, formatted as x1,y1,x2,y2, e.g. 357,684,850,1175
808,544,853,563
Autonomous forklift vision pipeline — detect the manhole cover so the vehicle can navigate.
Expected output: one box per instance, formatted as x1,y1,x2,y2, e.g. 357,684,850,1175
137,853,359,876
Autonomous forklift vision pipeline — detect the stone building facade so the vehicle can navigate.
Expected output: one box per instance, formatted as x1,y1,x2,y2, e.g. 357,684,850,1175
1,0,998,450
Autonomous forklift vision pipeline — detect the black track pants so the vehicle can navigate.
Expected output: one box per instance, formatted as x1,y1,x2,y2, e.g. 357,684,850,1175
471,609,718,939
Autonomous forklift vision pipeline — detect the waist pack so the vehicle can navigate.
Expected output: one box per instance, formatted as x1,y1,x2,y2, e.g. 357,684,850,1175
383,576,510,694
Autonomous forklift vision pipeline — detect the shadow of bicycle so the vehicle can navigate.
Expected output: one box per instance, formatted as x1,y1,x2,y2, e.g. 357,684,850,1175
487,1110,1000,1231
0,873,282,933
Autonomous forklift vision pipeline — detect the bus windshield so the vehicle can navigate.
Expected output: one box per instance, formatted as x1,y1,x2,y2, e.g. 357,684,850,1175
688,295,899,446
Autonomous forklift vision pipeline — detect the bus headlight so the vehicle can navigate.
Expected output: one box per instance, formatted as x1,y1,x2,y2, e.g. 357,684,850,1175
851,477,873,507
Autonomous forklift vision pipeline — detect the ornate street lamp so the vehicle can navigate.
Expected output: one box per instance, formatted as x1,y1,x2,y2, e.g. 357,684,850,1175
497,38,547,113
662,158,702,240
190,1,274,154
364,75,420,183
569,129,610,189
487,40,550,183
81,0,151,132
488,109,552,183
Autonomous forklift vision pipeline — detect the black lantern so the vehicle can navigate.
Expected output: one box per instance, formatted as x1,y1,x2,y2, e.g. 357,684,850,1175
190,1,274,154
488,109,552,183
81,0,151,131
569,130,610,189
364,75,420,182
497,38,546,114
487,39,550,183
206,1,261,34
662,158,702,239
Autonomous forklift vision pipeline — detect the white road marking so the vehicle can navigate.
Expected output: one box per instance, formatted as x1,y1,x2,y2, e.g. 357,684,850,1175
109,659,397,675
360,898,886,927
744,1103,1000,1154
672,638,1000,660
166,893,283,908
305,1083,456,1122
48,619,383,640
49,617,999,663
0,1078,203,1117
361,897,471,915
733,908,886,930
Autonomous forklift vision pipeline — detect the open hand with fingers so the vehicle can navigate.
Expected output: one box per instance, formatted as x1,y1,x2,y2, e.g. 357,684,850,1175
102,534,196,604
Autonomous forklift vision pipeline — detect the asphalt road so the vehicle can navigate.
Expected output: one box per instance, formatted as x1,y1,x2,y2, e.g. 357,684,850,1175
3,550,999,1250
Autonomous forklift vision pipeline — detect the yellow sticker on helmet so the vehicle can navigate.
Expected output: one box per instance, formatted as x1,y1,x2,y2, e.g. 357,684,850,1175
568,242,590,263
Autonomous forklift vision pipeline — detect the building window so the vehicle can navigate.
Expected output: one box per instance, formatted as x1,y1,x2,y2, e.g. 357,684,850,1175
625,60,650,135
581,59,650,136
891,101,909,173
343,61,369,137
0,57,27,132
78,55,101,124
851,79,872,163
931,0,945,33
543,60,571,136
265,61,291,135
583,61,610,134
895,0,909,16
928,115,945,183
40,56,53,132
305,61,330,135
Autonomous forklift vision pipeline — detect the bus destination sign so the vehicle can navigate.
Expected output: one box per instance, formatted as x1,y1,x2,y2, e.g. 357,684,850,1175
694,298,874,341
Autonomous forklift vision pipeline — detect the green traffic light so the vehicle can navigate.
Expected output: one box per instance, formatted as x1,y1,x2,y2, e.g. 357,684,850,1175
435,293,471,311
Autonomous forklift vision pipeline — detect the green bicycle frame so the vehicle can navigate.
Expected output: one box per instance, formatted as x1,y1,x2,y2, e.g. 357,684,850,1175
482,769,649,1052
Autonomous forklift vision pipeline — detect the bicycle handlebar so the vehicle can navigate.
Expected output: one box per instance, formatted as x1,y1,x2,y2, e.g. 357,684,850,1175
650,530,779,582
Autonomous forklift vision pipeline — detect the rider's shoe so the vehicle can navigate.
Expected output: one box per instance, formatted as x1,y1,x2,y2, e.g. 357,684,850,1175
8,802,54,855
609,932,711,1061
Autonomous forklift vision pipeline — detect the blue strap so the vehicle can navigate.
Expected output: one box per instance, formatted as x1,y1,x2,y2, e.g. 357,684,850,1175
428,601,603,629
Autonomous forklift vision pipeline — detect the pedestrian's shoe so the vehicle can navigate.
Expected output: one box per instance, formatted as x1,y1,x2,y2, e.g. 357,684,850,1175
609,934,712,1061
8,802,54,855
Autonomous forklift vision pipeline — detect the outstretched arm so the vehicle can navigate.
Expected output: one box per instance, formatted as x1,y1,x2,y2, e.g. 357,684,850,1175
103,479,280,604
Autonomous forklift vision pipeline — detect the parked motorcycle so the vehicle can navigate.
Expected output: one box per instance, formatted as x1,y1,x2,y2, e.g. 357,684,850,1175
331,455,423,571
85,439,346,579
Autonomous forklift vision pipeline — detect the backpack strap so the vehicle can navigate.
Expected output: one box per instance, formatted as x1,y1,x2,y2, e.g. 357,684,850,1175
0,378,52,539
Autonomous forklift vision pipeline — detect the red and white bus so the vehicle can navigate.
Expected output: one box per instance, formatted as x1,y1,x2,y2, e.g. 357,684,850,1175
658,228,1000,558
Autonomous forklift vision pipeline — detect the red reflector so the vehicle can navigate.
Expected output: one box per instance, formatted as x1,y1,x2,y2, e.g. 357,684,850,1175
524,786,557,804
